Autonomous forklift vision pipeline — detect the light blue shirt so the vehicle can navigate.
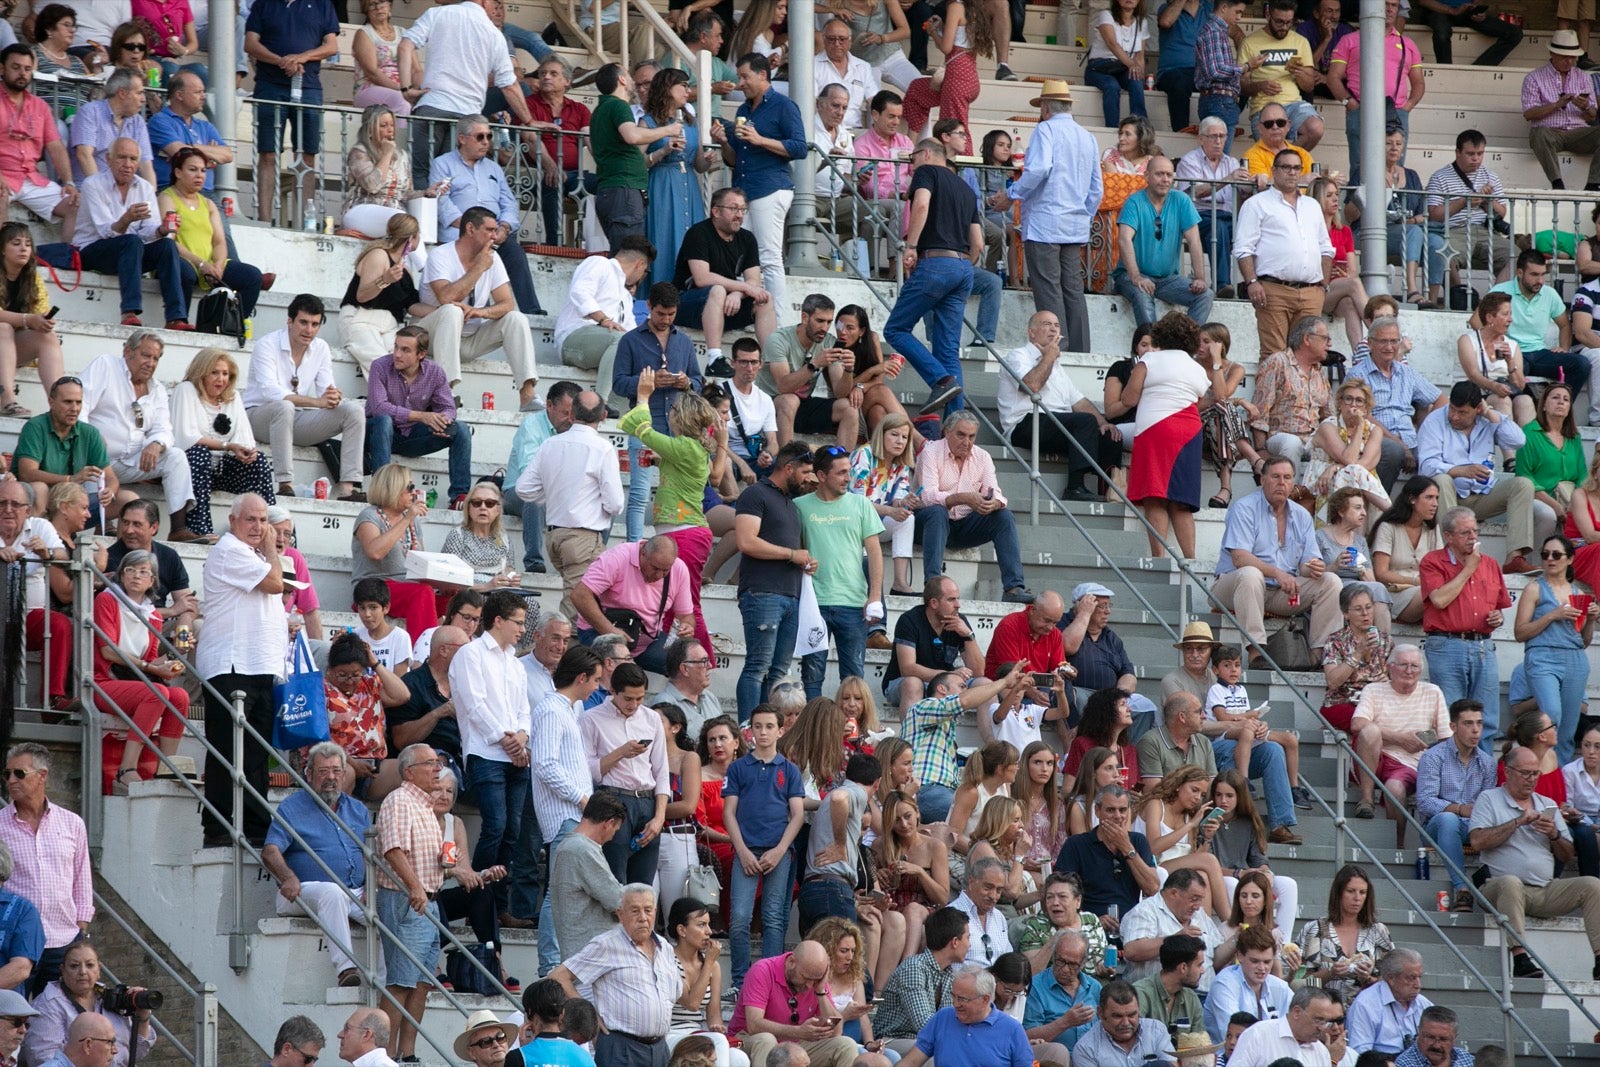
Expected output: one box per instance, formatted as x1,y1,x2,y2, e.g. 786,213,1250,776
1114,189,1201,279
1347,357,1441,448
1203,965,1292,1042
428,150,520,240
506,411,556,487
1006,112,1103,245
1346,980,1431,1055
1024,969,1101,1049
1070,1019,1174,1067
1214,489,1319,579
1415,406,1525,497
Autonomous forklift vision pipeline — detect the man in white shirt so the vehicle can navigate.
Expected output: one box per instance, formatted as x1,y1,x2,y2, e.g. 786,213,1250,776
1118,869,1224,990
79,330,200,541
516,390,624,618
952,857,1011,967
813,84,858,258
71,138,187,331
447,589,532,923
418,206,540,411
244,295,366,500
555,235,655,403
998,311,1121,503
726,338,778,476
1226,987,1343,1067
815,21,879,130
397,0,532,187
1233,147,1335,355
196,493,286,848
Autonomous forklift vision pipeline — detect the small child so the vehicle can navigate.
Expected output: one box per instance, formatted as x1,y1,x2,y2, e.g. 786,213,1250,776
1203,646,1311,811
352,577,414,674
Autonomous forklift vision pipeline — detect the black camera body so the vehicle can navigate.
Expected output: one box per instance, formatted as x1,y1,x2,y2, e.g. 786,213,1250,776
104,985,162,1015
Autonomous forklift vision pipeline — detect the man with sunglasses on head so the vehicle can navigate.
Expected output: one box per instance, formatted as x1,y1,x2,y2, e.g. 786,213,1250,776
1235,145,1333,357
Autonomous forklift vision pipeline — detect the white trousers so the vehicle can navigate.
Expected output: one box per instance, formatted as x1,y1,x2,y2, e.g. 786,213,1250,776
110,448,194,515
416,304,538,391
746,189,793,312
276,881,368,974
655,828,700,919
340,305,401,375
881,513,914,558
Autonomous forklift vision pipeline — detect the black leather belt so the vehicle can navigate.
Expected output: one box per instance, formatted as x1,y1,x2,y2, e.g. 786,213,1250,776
1425,631,1490,641
1259,275,1320,289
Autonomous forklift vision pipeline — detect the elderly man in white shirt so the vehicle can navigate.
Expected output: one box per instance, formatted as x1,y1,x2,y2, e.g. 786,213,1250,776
1117,869,1225,991
815,21,879,130
998,310,1121,503
1233,146,1335,355
71,137,188,331
447,589,534,922
1227,986,1344,1067
555,236,655,403
1175,117,1251,295
79,330,202,540
517,390,624,618
243,294,366,501
813,84,859,260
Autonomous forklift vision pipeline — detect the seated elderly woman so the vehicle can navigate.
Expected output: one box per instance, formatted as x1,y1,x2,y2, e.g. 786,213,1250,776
442,481,530,592
341,104,445,241
171,347,277,538
352,462,446,639
92,549,189,794
1303,379,1390,515
431,764,511,987
23,939,157,1067
322,631,410,799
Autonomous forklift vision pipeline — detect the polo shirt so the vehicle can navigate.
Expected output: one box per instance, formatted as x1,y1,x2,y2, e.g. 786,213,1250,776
1114,189,1201,280
1024,969,1101,1048
1070,1018,1175,1067
1060,616,1135,691
0,888,42,993
1135,724,1218,781
730,89,806,201
1244,140,1313,178
591,93,647,192
147,106,223,189
389,665,463,762
244,0,339,91
1418,548,1510,635
913,1005,1033,1067
734,478,804,599
1469,785,1566,886
14,416,108,478
1053,829,1156,918
730,952,831,1036
576,540,694,636
984,609,1067,678
263,789,371,887
721,751,804,850
1488,279,1567,353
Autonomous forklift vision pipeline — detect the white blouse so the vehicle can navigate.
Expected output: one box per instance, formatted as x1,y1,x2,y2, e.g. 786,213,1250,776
170,380,258,452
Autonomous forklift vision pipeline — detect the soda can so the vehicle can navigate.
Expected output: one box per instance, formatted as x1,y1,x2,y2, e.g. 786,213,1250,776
639,449,658,468
1144,74,1155,90
482,391,495,410
145,66,160,88
1346,545,1359,569
888,354,906,372
1437,890,1449,912
313,477,329,500
163,210,178,232
323,215,335,235
440,839,459,868
1287,592,1300,607
426,488,438,508
1104,944,1119,971
222,196,235,217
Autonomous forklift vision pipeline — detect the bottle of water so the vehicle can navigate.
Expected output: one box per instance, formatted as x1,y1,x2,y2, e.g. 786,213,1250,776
829,246,842,272
1477,455,1494,492
289,72,303,102
303,198,316,232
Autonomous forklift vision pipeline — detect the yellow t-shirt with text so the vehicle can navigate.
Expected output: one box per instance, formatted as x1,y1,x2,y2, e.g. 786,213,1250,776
1237,28,1313,117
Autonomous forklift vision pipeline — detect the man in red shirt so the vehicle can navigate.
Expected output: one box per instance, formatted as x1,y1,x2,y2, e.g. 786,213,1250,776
984,590,1067,678
1419,506,1511,748
523,55,594,245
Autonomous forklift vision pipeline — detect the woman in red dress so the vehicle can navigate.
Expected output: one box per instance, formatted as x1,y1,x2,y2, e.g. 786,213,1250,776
695,715,745,925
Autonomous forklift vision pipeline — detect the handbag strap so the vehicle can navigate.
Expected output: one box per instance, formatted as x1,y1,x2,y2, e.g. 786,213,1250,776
650,568,673,638
292,631,316,674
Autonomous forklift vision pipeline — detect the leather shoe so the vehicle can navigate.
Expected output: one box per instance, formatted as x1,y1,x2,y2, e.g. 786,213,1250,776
1453,888,1474,912
1512,953,1544,979
1062,486,1101,503
1267,826,1302,845
498,911,534,929
867,631,892,651
260,272,276,291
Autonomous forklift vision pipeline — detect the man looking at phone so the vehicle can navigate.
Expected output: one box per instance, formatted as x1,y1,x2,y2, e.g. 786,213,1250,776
760,293,858,448
1415,698,1496,912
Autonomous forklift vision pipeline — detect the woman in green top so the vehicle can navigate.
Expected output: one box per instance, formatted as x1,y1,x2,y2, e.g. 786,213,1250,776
1519,381,1588,524
619,367,730,655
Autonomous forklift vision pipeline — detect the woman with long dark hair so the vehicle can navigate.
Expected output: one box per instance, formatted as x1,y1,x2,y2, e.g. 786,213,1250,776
835,304,918,443
1296,863,1391,1003
0,221,63,416
655,701,705,917
899,0,996,142
1063,687,1139,785
1370,475,1443,624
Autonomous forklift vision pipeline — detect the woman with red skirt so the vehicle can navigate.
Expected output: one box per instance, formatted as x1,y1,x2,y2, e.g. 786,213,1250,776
1120,312,1209,559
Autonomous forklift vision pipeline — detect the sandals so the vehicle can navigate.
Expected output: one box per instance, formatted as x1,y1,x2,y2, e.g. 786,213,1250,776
1406,290,1434,309
111,768,140,796
1354,802,1375,819
1250,458,1266,485
1208,487,1233,509
0,400,29,418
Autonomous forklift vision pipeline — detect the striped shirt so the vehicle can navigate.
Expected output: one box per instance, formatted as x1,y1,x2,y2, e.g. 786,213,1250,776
1424,163,1506,231
531,692,590,840
1195,14,1244,94
905,694,966,790
563,926,682,1037
375,781,445,893
0,803,92,948
1521,63,1597,131
916,440,1005,521
1414,738,1495,823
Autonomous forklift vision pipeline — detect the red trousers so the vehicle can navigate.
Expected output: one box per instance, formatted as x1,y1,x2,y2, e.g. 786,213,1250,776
663,525,714,655
25,608,70,699
97,678,190,792
904,49,978,144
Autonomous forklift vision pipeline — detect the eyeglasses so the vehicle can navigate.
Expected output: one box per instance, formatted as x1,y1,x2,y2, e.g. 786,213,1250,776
734,357,762,366
1052,957,1083,970
0,500,26,510
1542,550,1568,559
1508,767,1542,779
81,1037,118,1047
683,658,712,667
1261,118,1290,129
411,758,444,769
951,992,988,1006
470,1034,508,1049
1,1018,30,1029
1390,661,1422,671
294,1048,318,1065
824,34,851,41
716,205,748,215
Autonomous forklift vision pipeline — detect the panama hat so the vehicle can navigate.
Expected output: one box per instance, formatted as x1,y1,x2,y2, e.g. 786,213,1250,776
1173,621,1220,649
1551,29,1586,56
453,1011,507,1061
1029,80,1073,106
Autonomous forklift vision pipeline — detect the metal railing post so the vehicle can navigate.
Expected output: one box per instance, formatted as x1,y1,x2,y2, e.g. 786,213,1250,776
1334,745,1347,868
229,688,249,972
198,983,217,1067
364,825,381,1010
72,535,102,858
1030,400,1040,525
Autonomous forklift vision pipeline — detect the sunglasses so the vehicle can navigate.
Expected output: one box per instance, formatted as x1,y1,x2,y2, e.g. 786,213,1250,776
131,400,144,429
6,768,35,780
469,1034,507,1049
122,42,147,52
1542,550,1568,559
470,499,500,509
1261,118,1289,129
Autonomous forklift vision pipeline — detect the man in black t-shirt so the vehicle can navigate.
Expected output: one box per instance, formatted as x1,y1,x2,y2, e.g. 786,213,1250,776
880,140,983,417
389,625,468,785
673,187,779,374
732,441,816,722
881,575,986,710
107,500,196,626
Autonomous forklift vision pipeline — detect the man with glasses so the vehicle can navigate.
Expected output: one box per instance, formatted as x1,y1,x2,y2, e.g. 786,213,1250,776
729,941,859,1067
1346,948,1429,1055
1351,644,1449,824
815,20,878,130
714,53,805,311
1248,316,1333,469
0,744,84,997
1238,0,1323,149
391,625,470,784
796,444,883,698
1235,145,1332,356
1024,930,1101,1052
1225,986,1342,1067
1471,743,1600,981
674,188,778,381
651,640,724,740
1119,869,1223,989
1112,155,1213,327
364,326,472,507
374,746,444,1059
1176,118,1250,295
1070,980,1175,1067
260,743,371,990
896,967,1032,1067
267,1016,324,1067
42,1014,120,1067
1347,316,1445,490
453,1012,513,1067
335,1007,394,1067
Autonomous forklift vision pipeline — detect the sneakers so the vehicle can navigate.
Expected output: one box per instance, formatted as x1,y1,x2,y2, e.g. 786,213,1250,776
1512,953,1544,979
919,377,964,415
721,985,740,1004
1453,888,1474,912
1291,785,1316,810
995,63,1018,80
120,313,142,326
706,356,735,378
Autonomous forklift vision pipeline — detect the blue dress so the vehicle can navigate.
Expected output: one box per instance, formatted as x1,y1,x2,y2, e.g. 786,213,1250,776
643,117,705,288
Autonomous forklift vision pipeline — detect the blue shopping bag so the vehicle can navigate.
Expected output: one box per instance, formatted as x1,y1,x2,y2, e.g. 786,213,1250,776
272,633,330,750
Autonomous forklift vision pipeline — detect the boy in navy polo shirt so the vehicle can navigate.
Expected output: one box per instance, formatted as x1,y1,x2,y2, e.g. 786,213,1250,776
722,704,806,988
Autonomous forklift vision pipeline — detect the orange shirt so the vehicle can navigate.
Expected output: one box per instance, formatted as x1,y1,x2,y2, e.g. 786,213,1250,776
0,92,58,191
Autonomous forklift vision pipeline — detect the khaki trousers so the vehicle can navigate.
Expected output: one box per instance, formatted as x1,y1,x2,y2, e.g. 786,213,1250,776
1254,280,1325,355
416,304,538,390
1212,567,1343,651
1431,474,1547,559
1483,873,1600,953
547,527,604,619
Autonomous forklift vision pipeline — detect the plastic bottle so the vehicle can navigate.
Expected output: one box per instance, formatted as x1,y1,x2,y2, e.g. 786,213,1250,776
1478,455,1494,492
830,247,842,272
303,199,316,232
289,72,303,102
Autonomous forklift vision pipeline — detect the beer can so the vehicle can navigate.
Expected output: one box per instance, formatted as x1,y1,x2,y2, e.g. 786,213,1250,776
888,354,906,371
313,477,329,500
163,210,178,232
222,196,235,217
1437,890,1449,912
1144,74,1155,90
481,391,495,410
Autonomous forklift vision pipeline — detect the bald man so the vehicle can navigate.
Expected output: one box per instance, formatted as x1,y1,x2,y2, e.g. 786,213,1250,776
731,941,865,1067
54,1013,120,1067
72,136,189,329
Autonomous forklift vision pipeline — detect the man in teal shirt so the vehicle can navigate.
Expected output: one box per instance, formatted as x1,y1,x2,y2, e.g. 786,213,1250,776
795,443,884,698
1475,249,1584,394
1025,929,1104,1051
14,377,117,525
504,382,581,573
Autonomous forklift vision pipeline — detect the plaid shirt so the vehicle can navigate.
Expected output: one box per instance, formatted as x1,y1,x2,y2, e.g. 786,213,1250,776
873,950,956,1039
1522,63,1597,131
375,781,444,893
1250,349,1331,436
1414,738,1496,824
1195,15,1244,94
0,802,92,948
905,694,965,789
916,440,1005,521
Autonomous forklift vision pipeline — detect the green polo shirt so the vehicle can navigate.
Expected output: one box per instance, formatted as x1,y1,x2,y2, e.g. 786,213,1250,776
1133,974,1207,1036
1134,723,1218,781
13,414,108,476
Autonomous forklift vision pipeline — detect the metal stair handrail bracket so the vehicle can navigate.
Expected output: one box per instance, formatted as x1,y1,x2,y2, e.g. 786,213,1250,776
62,539,513,1065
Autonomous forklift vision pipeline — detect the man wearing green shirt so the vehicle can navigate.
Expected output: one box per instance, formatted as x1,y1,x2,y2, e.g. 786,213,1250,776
590,63,683,250
795,444,884,698
761,293,858,448
14,376,118,522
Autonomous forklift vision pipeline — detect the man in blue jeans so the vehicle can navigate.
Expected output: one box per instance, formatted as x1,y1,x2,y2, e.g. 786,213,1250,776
733,442,815,721
1414,699,1495,912
796,445,885,699
883,138,981,418
798,754,881,934
243,0,339,223
364,327,473,503
1195,0,1259,156
723,704,806,987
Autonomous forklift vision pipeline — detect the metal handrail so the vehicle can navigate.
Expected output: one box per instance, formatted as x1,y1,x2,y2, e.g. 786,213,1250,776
89,891,204,1067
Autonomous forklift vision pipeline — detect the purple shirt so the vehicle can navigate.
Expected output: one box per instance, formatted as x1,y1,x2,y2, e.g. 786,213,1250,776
66,100,152,184
364,354,456,432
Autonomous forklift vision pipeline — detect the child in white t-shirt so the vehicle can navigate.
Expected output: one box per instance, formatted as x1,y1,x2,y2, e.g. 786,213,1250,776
353,577,415,674
1201,646,1309,810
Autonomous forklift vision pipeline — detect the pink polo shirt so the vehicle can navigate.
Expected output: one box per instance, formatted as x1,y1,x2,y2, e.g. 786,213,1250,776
576,541,693,644
730,953,834,1036
854,128,914,201
0,92,59,191
1329,29,1420,107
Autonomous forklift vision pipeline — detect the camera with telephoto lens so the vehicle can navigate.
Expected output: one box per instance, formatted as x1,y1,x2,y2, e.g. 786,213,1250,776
105,985,162,1014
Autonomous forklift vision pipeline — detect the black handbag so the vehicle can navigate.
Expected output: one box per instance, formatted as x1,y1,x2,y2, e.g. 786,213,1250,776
443,942,500,995
603,569,672,649
195,287,245,346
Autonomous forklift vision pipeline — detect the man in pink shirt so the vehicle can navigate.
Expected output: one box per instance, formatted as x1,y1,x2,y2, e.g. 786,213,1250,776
1326,0,1422,178
0,46,78,238
569,536,696,675
731,941,864,1067
1520,30,1600,190
854,89,914,261
911,410,1034,604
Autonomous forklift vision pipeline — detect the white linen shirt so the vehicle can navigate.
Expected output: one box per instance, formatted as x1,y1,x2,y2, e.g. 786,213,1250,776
997,342,1088,436
1233,187,1335,285
814,53,879,129
80,352,174,466
195,531,283,678
0,517,63,612
169,380,257,451
554,255,637,351
243,328,336,409
403,3,519,116
1118,891,1223,991
71,170,160,248
448,631,531,763
419,242,510,337
814,115,853,197
517,423,624,531
1227,1017,1333,1067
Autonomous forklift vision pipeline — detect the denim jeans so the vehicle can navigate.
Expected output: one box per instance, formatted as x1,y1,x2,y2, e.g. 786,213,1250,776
1112,272,1214,326
366,416,473,499
536,817,578,974
502,493,545,570
801,605,868,698
960,267,1001,344
78,234,187,322
1524,349,1591,396
503,22,555,62
626,436,658,542
1212,736,1296,831
1423,635,1500,747
914,505,1026,591
1388,222,1428,288
465,755,528,913
600,789,665,885
730,849,794,985
797,875,858,934
1425,811,1472,891
918,783,955,823
1526,644,1589,763
883,255,973,408
1344,104,1407,181
737,591,801,721
1155,67,1197,131
1197,212,1234,287
1198,94,1242,156
1083,59,1146,128
507,794,545,920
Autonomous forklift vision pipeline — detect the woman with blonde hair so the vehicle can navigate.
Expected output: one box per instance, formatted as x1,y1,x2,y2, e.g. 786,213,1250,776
850,410,919,596
339,212,434,375
170,347,276,538
45,481,106,579
442,480,526,590
0,221,63,417
868,736,918,846
876,789,951,977
808,917,883,1054
1136,764,1231,914
342,104,444,239
968,795,1040,913
836,675,883,750
351,462,440,638
1304,378,1391,514
947,740,1019,851
1313,175,1369,347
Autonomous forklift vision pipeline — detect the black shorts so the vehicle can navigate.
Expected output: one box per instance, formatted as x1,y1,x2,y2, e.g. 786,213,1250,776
793,396,840,434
